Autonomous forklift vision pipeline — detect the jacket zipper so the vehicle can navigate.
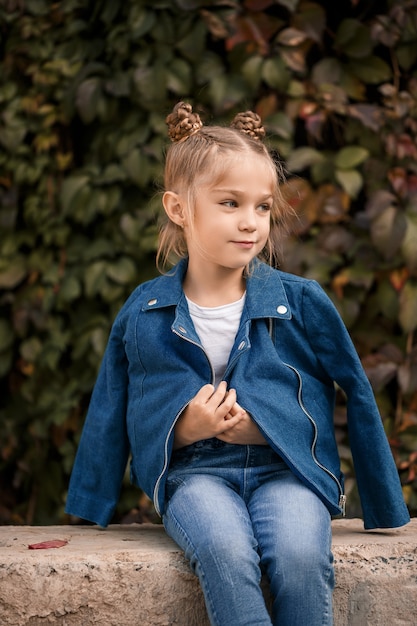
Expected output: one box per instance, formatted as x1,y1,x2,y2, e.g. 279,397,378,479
152,401,189,516
153,329,215,515
283,360,346,515
268,319,345,515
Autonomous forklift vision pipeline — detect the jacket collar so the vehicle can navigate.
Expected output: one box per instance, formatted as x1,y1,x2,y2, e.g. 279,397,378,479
141,258,292,321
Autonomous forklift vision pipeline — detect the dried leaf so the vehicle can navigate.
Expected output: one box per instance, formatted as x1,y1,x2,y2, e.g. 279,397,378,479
28,539,68,550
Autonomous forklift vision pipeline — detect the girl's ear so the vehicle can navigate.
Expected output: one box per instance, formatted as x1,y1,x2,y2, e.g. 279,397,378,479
163,191,186,228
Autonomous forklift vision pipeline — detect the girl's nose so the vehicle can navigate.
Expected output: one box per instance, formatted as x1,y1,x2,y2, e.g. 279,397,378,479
238,208,257,231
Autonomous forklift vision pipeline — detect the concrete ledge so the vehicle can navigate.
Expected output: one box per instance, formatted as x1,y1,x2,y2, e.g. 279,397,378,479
0,519,416,625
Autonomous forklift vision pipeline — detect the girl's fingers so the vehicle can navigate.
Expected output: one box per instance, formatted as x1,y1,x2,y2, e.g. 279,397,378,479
192,382,240,421
217,412,242,432
214,388,237,416
228,400,243,417
200,381,228,408
196,383,216,401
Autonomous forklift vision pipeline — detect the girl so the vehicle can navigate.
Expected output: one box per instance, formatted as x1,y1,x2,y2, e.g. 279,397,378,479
66,102,409,625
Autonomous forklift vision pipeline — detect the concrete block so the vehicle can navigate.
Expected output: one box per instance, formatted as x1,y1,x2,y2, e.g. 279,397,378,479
0,519,416,625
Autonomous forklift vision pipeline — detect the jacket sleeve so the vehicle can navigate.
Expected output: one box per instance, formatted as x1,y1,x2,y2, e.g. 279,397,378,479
303,280,409,530
65,313,130,527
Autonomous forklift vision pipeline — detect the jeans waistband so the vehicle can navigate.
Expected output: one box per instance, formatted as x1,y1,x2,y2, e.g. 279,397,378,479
170,438,283,469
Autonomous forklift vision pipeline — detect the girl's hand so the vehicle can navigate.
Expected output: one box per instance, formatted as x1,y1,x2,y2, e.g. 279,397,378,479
216,402,268,445
173,381,245,449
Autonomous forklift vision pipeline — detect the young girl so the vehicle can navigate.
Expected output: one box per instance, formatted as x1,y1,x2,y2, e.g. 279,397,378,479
66,101,409,625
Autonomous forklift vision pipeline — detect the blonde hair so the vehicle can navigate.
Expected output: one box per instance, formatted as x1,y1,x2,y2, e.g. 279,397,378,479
156,102,292,271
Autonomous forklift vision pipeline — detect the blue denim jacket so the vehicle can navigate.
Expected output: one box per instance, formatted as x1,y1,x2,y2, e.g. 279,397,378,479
65,259,409,530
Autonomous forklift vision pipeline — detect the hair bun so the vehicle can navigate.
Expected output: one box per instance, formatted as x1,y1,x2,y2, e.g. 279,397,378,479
166,102,203,142
230,111,265,140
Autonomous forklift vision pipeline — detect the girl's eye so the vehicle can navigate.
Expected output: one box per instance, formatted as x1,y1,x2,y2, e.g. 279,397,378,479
258,203,272,212
221,200,237,208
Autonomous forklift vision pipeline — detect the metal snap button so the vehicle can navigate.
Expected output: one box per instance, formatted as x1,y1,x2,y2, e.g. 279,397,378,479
277,305,288,315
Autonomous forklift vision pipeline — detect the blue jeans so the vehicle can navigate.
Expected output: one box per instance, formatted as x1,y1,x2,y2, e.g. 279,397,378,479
163,439,334,626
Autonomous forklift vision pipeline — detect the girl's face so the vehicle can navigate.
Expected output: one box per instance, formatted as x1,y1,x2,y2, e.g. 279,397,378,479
184,153,274,274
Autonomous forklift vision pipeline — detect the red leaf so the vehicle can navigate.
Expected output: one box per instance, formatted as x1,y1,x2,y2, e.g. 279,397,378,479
28,539,68,550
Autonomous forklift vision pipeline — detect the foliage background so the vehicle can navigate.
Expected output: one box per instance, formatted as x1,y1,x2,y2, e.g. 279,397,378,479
0,0,416,525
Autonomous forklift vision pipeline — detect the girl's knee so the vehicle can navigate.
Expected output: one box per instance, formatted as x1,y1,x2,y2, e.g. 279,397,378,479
265,541,333,587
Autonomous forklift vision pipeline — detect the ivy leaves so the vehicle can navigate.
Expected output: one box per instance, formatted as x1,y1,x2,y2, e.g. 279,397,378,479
1,0,417,523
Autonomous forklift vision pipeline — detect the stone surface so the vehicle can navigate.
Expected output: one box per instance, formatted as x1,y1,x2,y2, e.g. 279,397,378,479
0,519,416,625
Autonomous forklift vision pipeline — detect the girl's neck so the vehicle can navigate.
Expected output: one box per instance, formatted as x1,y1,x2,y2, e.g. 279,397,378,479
183,265,246,307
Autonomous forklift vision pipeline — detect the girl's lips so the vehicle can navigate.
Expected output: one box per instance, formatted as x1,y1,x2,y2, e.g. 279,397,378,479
232,241,255,249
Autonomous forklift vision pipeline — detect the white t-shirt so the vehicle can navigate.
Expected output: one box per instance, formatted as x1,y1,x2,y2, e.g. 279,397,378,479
186,293,246,386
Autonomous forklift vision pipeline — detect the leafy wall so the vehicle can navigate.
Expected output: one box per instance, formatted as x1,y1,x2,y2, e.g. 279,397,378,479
0,0,416,524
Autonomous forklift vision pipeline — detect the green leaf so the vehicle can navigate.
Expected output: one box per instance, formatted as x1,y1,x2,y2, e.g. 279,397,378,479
335,169,363,198
84,261,107,297
101,282,124,303
311,159,334,184
97,164,126,184
128,6,156,39
122,149,152,187
294,2,326,43
25,0,49,16
0,255,26,288
120,214,143,242
20,337,42,362
75,78,102,124
241,56,264,91
399,282,417,333
265,112,293,140
339,69,366,100
287,79,306,97
176,20,207,61
262,57,290,91
106,257,137,285
348,57,392,84
365,190,396,219
370,206,407,259
334,146,369,170
167,58,192,94
207,74,227,108
195,52,224,85
105,73,131,97
397,42,417,72
133,64,167,105
334,19,373,59
115,126,151,157
207,74,248,110
401,213,417,272
0,82,17,103
311,58,341,87
90,327,108,357
58,275,82,303
60,176,90,214
286,147,325,172
0,125,27,152
83,239,115,262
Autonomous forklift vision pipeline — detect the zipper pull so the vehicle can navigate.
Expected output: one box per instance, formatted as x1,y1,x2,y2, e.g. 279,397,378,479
339,494,347,517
